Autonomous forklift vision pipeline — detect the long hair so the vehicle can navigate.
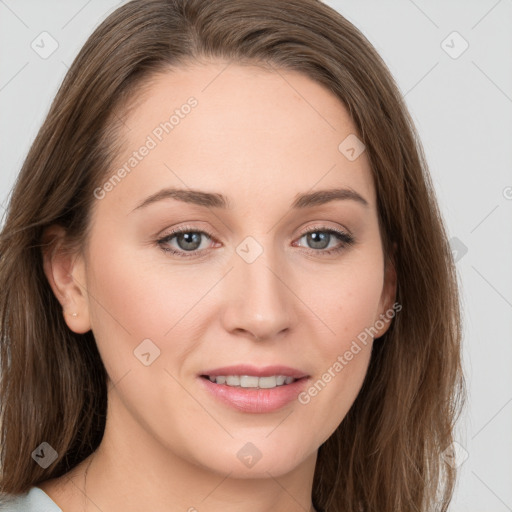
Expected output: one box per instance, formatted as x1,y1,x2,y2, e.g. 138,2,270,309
0,1,465,510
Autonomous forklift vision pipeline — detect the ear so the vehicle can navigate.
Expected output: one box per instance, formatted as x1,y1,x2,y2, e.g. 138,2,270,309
373,241,398,339
41,225,91,334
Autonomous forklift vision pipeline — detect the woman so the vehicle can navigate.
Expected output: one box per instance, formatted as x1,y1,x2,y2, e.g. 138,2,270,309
0,0,465,511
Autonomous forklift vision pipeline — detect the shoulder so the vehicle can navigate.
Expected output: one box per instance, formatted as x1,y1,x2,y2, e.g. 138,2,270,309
0,486,62,511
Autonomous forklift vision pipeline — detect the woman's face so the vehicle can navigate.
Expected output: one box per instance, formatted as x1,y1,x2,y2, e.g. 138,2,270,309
59,62,396,478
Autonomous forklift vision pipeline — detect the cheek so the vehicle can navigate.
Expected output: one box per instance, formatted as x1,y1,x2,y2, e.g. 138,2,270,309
84,228,217,383
300,255,384,354
84,231,171,374
293,256,383,431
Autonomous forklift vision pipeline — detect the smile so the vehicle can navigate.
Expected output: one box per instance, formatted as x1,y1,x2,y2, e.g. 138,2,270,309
202,375,297,388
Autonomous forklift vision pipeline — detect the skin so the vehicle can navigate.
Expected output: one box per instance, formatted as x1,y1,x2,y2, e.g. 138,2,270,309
41,61,396,512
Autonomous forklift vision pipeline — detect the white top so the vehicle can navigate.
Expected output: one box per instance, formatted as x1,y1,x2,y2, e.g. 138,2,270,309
0,486,62,511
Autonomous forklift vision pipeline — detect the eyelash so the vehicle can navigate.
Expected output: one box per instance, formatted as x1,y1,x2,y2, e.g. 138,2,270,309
156,225,355,259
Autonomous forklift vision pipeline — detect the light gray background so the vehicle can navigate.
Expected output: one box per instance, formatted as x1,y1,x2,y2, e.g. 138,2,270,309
1,1,511,510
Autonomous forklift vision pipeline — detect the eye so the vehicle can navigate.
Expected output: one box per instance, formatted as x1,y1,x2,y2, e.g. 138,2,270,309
294,226,355,256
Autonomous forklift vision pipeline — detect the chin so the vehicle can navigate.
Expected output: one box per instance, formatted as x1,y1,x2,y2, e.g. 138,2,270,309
197,442,312,479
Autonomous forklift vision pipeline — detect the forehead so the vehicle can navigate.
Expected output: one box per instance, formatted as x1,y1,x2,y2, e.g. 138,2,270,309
101,61,376,213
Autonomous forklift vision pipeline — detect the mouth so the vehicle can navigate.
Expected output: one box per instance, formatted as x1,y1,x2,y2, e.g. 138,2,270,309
198,365,310,413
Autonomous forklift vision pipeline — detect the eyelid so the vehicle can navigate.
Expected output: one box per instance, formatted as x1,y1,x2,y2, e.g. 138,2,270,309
160,224,216,240
299,223,353,239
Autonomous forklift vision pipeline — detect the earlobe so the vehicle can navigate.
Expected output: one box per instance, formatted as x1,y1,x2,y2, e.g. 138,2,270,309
41,225,91,334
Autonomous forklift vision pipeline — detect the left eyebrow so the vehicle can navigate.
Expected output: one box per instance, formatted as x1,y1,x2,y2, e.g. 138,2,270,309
291,188,369,209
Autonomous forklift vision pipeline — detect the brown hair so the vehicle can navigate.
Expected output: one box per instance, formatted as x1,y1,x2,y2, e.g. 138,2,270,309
0,0,465,510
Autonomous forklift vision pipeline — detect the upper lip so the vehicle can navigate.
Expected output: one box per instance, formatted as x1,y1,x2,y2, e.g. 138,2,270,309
200,364,309,379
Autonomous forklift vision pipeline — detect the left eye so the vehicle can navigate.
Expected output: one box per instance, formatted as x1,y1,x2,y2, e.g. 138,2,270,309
295,228,354,252
157,226,355,258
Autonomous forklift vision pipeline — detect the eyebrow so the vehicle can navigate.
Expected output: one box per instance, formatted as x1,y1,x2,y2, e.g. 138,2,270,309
131,186,369,212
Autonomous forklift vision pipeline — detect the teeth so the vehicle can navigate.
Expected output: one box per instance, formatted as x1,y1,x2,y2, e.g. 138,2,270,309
206,375,298,388
226,375,241,386
257,376,278,388
240,375,259,388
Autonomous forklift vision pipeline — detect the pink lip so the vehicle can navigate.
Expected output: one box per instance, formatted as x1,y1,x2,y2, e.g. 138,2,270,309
199,364,308,379
197,364,310,414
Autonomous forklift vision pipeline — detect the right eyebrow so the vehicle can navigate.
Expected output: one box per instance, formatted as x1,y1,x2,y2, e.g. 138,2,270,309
131,188,231,212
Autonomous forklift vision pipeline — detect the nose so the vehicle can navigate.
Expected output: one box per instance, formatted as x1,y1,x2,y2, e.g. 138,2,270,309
220,247,298,342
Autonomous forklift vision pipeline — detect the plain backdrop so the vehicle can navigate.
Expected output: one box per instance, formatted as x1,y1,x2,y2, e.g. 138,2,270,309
1,1,511,510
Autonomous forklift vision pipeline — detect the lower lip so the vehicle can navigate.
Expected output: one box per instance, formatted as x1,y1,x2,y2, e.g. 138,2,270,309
198,376,309,413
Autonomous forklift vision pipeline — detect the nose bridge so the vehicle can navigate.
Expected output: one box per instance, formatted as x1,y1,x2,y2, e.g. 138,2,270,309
221,237,296,339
